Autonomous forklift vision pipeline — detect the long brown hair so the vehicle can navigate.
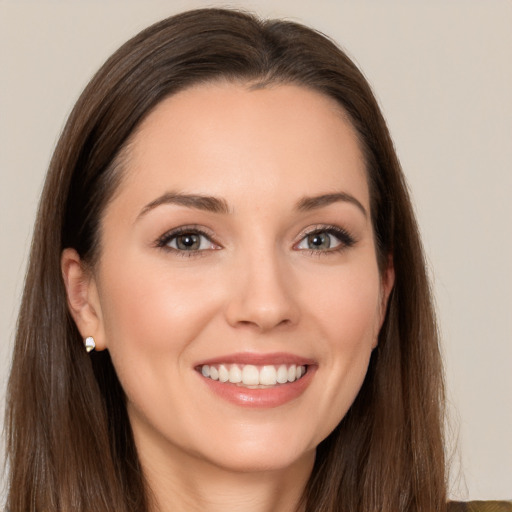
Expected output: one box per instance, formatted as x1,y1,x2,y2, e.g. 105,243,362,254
5,8,446,511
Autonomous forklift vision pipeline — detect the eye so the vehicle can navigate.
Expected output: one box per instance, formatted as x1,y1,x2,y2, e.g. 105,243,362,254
295,226,355,252
156,227,219,253
169,232,210,251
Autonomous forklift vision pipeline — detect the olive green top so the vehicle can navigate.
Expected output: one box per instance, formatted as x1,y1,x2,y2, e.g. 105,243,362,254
448,502,512,512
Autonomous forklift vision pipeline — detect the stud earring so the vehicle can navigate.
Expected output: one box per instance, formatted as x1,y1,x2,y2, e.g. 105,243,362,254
84,336,96,353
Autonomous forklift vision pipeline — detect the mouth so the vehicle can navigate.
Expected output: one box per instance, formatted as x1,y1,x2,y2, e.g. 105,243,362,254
195,354,315,408
197,363,308,388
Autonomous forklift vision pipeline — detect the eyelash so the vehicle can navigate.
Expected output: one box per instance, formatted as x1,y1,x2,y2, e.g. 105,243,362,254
154,224,356,257
294,225,356,256
155,225,220,257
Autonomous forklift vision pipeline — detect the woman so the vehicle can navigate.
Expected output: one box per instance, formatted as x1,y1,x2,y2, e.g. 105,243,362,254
4,8,509,512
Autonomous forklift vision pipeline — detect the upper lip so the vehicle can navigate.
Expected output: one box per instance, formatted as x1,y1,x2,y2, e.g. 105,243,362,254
195,352,316,367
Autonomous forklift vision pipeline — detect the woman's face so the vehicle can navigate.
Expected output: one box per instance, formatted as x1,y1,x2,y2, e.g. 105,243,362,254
76,83,393,474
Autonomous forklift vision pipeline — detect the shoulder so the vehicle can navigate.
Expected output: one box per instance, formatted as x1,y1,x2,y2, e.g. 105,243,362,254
448,501,512,512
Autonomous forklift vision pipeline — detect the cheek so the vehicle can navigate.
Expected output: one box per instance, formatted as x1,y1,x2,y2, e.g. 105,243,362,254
97,257,222,362
96,259,226,431
301,260,381,428
306,259,382,346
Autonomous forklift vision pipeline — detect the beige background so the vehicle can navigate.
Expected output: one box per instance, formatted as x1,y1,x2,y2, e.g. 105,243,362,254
1,0,511,502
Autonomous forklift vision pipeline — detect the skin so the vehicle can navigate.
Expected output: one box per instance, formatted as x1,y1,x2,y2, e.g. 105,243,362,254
62,82,394,512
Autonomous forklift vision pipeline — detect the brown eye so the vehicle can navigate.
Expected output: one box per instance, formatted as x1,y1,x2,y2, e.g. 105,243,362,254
159,230,217,252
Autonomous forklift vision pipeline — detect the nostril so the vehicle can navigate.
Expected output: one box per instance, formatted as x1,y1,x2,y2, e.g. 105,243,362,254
233,317,293,332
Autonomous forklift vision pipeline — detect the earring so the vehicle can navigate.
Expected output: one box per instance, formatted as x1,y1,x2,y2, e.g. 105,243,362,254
84,336,96,353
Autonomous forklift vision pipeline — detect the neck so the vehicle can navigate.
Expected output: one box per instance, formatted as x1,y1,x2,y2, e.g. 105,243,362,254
135,430,314,512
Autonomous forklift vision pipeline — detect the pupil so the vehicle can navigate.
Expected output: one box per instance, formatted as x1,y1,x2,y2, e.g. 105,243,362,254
177,234,199,250
308,232,330,249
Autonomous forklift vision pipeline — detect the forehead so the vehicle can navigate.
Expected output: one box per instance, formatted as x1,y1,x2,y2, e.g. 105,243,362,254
113,82,369,214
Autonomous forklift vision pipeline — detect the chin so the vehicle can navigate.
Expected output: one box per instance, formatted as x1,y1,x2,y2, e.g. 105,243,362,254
203,445,316,475
191,425,320,475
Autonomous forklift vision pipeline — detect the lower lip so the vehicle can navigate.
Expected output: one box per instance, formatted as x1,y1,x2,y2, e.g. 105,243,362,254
198,367,316,408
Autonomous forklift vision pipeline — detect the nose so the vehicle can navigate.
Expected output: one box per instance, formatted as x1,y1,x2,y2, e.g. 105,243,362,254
224,249,300,333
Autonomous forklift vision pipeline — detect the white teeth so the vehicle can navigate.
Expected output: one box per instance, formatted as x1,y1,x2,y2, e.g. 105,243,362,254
242,365,259,385
259,365,277,386
229,364,242,383
200,363,307,387
276,365,288,384
218,364,229,382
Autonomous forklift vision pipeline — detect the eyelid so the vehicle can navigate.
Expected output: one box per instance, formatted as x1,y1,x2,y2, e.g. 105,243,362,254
154,223,355,255
293,224,356,252
155,225,222,253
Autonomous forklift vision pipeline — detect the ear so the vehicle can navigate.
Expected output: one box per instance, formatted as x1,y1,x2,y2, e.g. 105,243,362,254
373,255,395,348
61,248,107,351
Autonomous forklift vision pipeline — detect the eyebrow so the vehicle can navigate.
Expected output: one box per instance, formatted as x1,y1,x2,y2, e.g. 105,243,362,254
137,190,367,219
138,192,231,219
296,192,368,217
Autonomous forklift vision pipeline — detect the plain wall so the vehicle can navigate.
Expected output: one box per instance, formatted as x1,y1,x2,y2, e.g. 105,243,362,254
1,0,511,501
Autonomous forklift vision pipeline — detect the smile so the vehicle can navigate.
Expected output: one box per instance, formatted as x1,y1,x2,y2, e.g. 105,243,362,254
199,363,307,387
196,353,316,408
